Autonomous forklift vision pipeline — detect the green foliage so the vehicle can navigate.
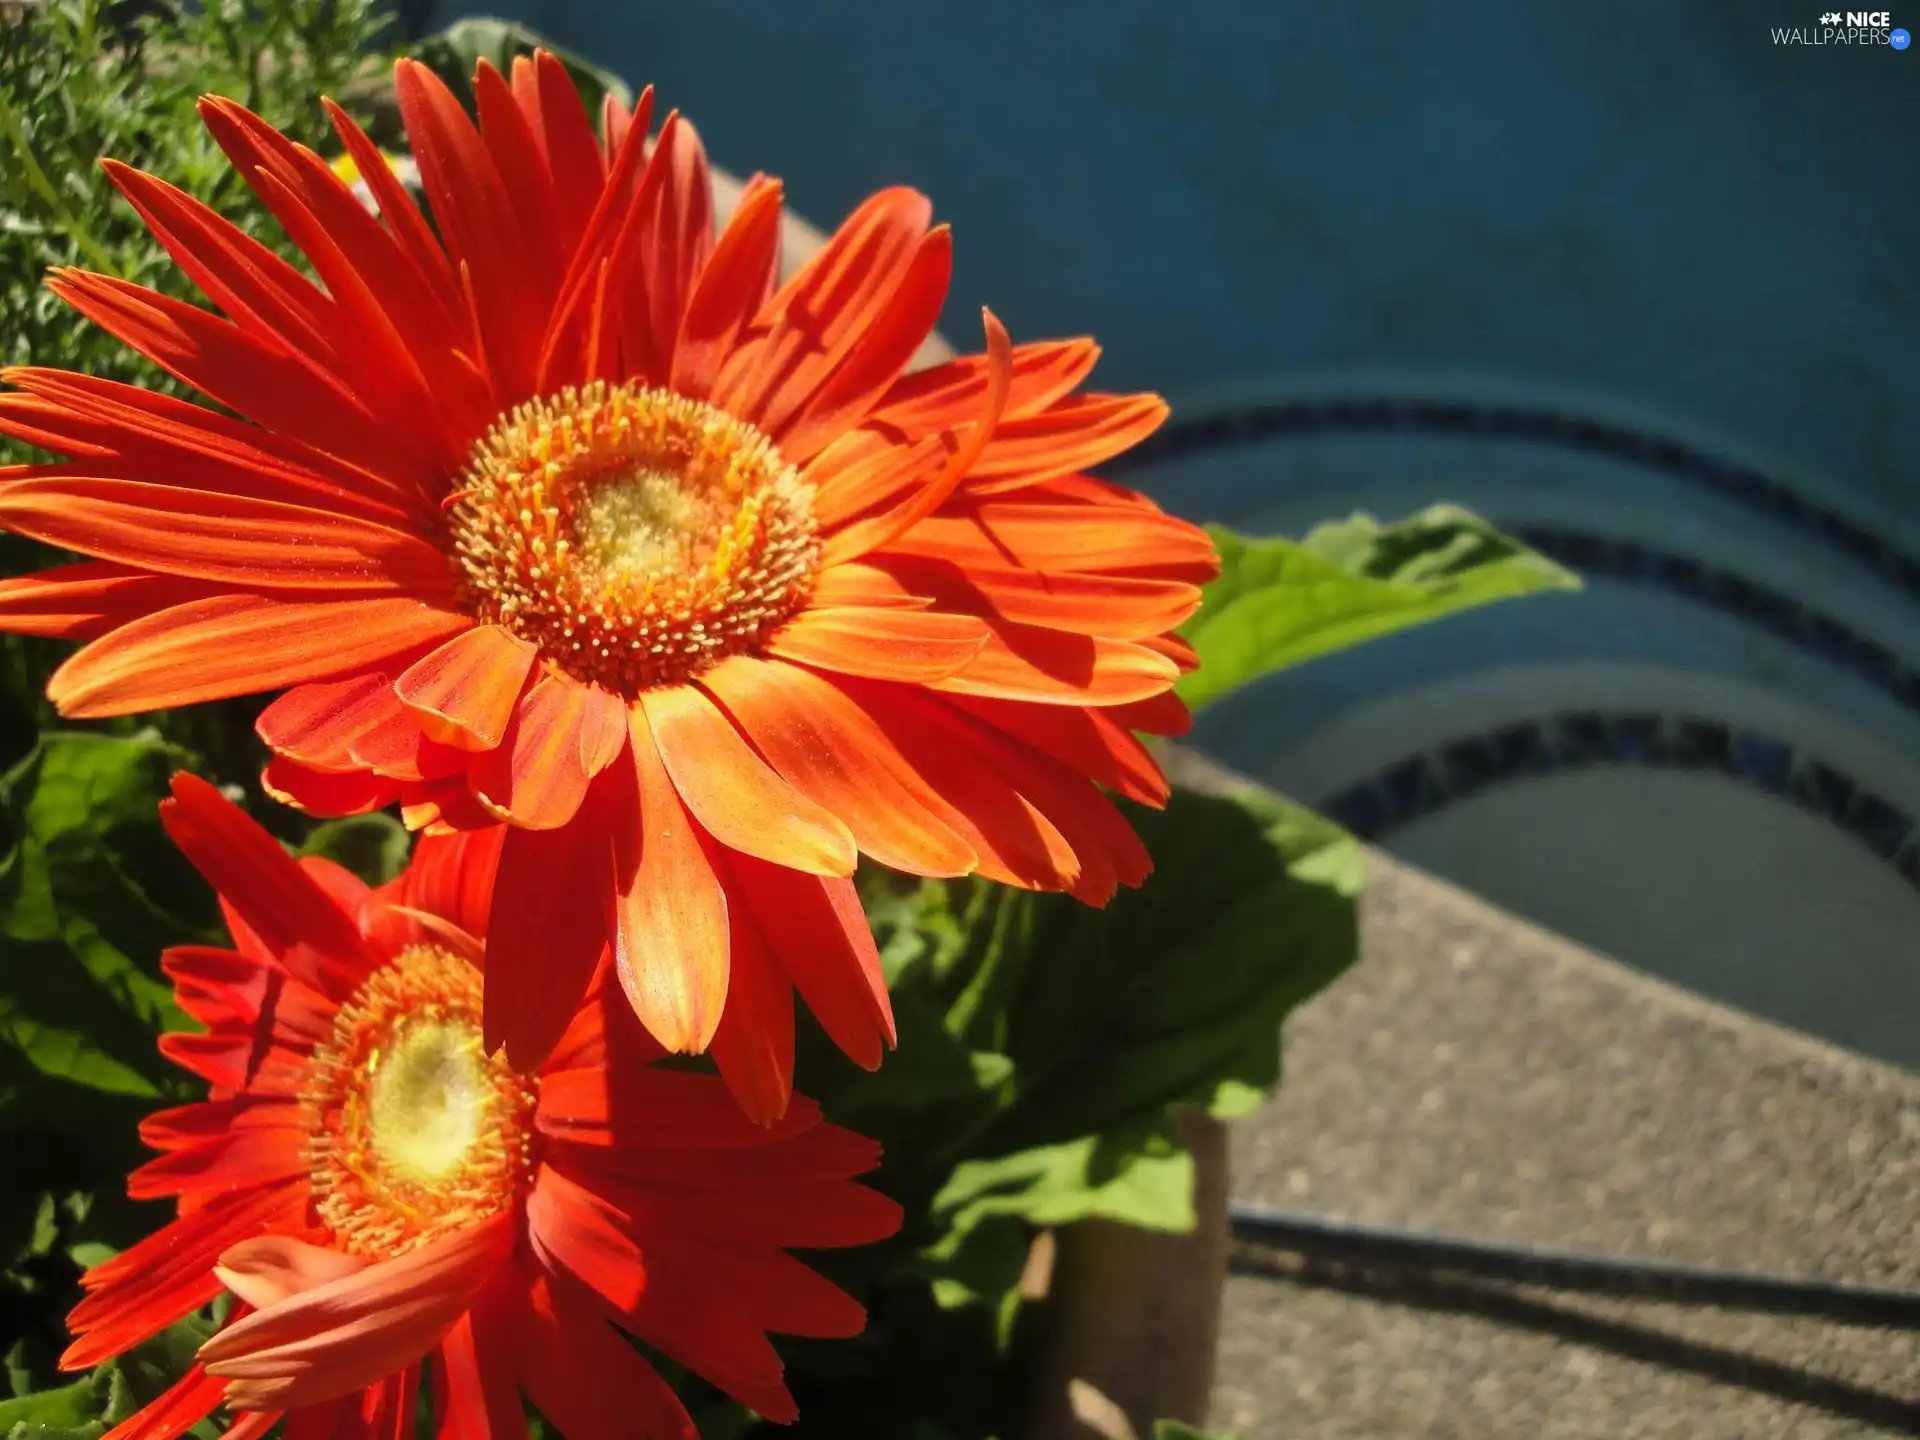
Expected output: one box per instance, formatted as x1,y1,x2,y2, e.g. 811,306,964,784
0,0,394,413
759,784,1362,1438
0,1313,215,1440
1178,504,1581,712
1153,1423,1245,1440
0,731,218,1398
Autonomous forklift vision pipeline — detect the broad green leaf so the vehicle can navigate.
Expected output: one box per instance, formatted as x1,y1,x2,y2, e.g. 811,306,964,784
933,1129,1196,1238
412,18,633,117
0,1374,108,1438
1179,505,1580,711
984,783,1361,1151
0,1315,213,1440
0,732,209,1100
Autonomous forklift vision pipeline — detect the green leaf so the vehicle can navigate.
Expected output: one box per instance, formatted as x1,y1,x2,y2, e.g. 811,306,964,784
0,732,210,1103
933,1128,1197,1237
1154,1423,1245,1440
0,1374,108,1439
299,813,410,887
986,783,1362,1150
1179,504,1580,711
412,18,633,117
0,1315,214,1440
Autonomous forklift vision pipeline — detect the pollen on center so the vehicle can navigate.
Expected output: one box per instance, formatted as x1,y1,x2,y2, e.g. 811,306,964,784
446,381,822,694
303,946,536,1258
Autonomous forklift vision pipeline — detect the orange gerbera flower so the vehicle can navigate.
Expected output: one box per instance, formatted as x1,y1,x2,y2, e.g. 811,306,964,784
0,53,1218,1114
71,774,900,1440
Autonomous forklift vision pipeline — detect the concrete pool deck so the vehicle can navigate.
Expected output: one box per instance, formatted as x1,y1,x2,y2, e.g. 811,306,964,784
1212,835,1920,1437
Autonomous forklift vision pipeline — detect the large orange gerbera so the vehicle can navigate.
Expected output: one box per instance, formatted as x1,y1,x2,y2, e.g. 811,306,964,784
0,53,1217,1115
73,773,900,1440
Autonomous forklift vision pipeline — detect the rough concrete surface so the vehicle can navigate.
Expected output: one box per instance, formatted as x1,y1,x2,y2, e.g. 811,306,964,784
1213,847,1920,1438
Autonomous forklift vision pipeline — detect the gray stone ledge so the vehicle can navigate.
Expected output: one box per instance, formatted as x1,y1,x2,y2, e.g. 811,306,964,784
1209,778,1920,1437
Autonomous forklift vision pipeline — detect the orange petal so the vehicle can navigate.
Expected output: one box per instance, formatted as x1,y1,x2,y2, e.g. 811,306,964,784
699,656,977,877
65,1186,306,1372
931,625,1180,706
726,854,893,1071
471,673,596,829
214,1237,371,1311
322,101,465,328
472,61,564,285
260,756,400,817
710,186,933,434
806,562,935,610
0,560,216,641
512,1273,703,1438
764,605,987,683
869,337,1100,432
199,1216,511,1409
896,497,1221,578
576,683,631,775
126,1125,306,1202
773,226,954,466
1144,631,1200,671
397,827,505,942
44,269,401,489
528,1178,797,1422
393,60,543,402
530,52,609,258
927,710,1150,906
0,477,448,591
345,708,471,783
48,593,468,719
946,694,1170,807
1105,689,1194,738
255,668,410,770
483,792,617,1070
708,898,798,1126
158,773,370,996
833,678,1081,892
434,1303,529,1440
0,368,417,524
870,554,1204,641
622,115,713,387
639,684,855,878
670,178,784,400
615,707,730,1054
962,392,1170,495
819,308,1014,565
395,624,537,751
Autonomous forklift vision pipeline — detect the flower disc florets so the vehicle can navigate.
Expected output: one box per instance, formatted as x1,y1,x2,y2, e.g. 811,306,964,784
303,945,537,1258
448,382,821,693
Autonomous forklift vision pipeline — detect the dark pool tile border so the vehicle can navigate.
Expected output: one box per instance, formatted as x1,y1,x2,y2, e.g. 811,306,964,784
1319,711,1920,892
1111,396,1920,608
1513,528,1920,722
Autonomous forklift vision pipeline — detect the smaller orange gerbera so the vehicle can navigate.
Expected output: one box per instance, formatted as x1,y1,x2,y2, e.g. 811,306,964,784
71,774,899,1440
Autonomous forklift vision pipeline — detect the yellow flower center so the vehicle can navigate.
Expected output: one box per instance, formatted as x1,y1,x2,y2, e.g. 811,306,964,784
446,382,821,693
303,946,536,1258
